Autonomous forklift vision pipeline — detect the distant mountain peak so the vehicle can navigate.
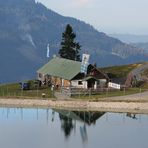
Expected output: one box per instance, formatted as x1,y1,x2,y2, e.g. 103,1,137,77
0,0,147,83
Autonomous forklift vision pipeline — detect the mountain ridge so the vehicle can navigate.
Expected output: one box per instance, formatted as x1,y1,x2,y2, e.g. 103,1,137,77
0,0,147,83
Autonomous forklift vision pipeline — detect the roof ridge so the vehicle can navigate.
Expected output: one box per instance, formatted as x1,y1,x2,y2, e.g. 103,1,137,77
54,57,81,64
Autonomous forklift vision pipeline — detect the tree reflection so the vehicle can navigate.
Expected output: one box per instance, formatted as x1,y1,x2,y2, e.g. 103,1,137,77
59,114,74,138
73,111,105,125
56,109,105,139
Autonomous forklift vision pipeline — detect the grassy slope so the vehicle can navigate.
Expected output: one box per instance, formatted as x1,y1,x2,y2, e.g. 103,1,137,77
101,62,148,89
1,82,146,100
0,82,53,99
101,63,142,78
73,88,145,100
142,69,148,76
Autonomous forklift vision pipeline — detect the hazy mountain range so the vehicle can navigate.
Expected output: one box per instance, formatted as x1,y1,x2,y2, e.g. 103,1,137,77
131,42,148,52
109,34,148,53
0,0,147,83
110,34,148,43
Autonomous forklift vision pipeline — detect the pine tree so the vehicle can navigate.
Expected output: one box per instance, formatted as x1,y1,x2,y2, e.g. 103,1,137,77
59,24,81,61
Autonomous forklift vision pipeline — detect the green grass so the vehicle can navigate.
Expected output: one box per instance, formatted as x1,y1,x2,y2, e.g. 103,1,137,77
0,82,53,99
0,80,147,100
72,88,146,100
142,69,148,76
142,82,148,89
101,63,142,78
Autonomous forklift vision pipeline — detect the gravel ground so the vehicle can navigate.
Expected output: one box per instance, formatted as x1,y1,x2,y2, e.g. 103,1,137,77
0,91,148,114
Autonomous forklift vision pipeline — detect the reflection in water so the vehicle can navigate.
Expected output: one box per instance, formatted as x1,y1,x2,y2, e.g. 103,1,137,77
51,111,55,122
46,109,49,125
59,114,74,138
1,108,144,124
21,108,23,120
126,113,137,119
0,108,148,148
55,109,105,142
36,108,38,120
80,124,88,143
55,110,105,125
72,111,105,125
7,108,9,119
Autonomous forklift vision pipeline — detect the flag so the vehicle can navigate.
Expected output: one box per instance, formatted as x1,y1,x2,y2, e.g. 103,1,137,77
80,54,90,74
47,44,50,58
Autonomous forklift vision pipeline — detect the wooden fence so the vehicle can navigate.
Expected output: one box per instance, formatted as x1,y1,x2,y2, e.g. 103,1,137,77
61,87,117,97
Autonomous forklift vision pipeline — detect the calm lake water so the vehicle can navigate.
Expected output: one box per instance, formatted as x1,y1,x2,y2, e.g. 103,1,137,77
0,108,148,148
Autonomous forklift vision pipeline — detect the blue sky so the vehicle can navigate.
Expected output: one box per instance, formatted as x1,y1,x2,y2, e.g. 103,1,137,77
36,0,148,35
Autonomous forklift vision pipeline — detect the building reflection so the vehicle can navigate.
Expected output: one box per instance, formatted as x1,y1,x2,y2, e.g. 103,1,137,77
0,107,145,142
126,113,137,119
55,109,105,141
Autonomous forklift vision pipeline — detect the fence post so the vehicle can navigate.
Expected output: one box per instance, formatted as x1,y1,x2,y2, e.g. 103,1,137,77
106,88,108,97
89,88,91,99
79,90,80,99
37,86,39,97
21,89,23,97
124,87,126,95
7,87,8,97
139,88,142,99
3,90,4,97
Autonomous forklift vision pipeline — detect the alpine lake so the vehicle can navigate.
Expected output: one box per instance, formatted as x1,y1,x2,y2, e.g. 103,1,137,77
0,107,148,148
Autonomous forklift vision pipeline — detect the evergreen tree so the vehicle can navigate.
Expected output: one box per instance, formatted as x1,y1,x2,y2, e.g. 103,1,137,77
59,24,81,61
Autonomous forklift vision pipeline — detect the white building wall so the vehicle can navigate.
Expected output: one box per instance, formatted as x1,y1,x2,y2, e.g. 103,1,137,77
71,80,87,89
94,81,97,89
83,81,88,89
